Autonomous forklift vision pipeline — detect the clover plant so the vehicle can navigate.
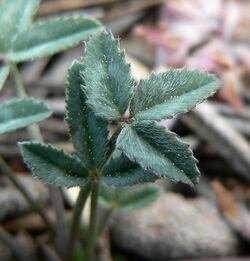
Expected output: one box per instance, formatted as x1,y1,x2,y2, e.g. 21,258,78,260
0,0,100,222
0,0,102,258
19,31,220,260
0,0,101,136
0,0,101,87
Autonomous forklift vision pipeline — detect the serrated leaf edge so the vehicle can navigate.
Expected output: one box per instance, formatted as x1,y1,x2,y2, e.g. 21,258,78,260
82,30,135,120
117,121,200,186
5,16,102,62
19,141,89,188
0,97,52,112
131,68,221,121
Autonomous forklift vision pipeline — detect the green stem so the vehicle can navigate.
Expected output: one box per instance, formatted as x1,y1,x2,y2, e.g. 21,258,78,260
85,181,99,261
50,188,67,258
0,156,54,231
9,63,27,97
97,208,113,236
98,125,122,172
10,63,43,141
66,184,91,261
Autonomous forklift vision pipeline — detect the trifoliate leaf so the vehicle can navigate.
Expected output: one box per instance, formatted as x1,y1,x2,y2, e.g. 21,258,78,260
99,185,161,212
116,121,200,186
0,0,40,54
130,69,220,121
0,64,10,91
83,31,134,120
0,98,52,134
7,17,102,62
66,61,108,169
102,151,158,187
19,142,89,187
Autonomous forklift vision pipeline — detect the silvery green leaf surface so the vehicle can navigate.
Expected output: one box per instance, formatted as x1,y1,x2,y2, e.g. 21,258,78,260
83,31,134,120
7,17,102,62
66,61,108,169
19,142,89,187
0,98,52,134
116,121,200,186
0,64,10,91
99,185,161,212
130,69,220,121
0,0,40,53
102,150,158,187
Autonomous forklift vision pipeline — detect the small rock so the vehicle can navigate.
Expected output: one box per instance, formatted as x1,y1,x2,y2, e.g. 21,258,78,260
110,192,238,260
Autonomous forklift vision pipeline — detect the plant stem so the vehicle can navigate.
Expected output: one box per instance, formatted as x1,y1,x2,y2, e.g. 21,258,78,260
97,208,113,236
0,156,54,230
10,63,43,141
85,181,99,261
66,184,91,261
9,63,27,97
98,125,122,172
50,188,67,258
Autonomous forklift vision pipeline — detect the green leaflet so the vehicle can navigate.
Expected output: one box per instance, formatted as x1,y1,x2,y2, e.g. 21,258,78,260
0,64,10,91
19,142,89,187
0,0,40,54
99,185,161,212
130,68,220,121
66,61,108,169
83,32,134,120
116,121,200,186
102,150,158,187
0,98,52,134
6,17,102,62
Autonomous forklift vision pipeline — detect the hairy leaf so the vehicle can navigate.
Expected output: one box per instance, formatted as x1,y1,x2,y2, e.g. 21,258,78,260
116,121,200,185
7,17,102,62
0,98,52,134
0,0,40,53
99,185,161,212
66,61,108,169
83,32,134,120
19,142,89,187
130,69,220,121
102,151,158,187
0,64,10,91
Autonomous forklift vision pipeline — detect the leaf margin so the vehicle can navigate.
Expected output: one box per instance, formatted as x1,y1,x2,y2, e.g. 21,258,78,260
19,141,89,188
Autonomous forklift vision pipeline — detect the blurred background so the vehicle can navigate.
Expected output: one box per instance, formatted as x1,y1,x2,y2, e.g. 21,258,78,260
1,0,250,260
